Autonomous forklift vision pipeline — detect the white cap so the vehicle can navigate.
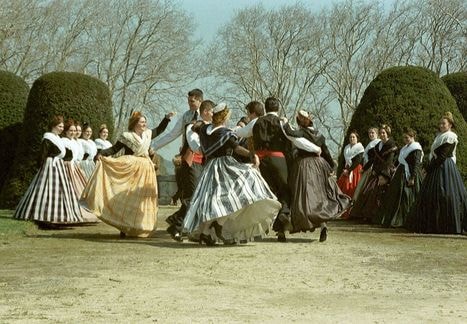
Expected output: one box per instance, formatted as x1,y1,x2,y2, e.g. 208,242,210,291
298,110,313,120
213,102,227,113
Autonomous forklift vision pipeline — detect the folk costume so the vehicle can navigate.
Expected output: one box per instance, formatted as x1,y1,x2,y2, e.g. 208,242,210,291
95,138,112,150
349,138,397,221
13,132,84,225
337,143,364,198
375,141,423,227
62,137,98,223
79,138,98,179
183,105,280,244
352,138,381,202
284,123,351,236
153,109,204,239
82,117,170,237
251,112,292,235
406,131,467,234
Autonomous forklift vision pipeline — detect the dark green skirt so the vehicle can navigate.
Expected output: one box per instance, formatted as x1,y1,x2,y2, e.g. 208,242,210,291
374,166,422,227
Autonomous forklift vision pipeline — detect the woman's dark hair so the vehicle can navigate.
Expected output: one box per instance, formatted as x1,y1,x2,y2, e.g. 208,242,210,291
48,115,64,131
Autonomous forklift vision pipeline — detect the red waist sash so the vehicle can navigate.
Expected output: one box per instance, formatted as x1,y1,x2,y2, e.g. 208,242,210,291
255,150,285,159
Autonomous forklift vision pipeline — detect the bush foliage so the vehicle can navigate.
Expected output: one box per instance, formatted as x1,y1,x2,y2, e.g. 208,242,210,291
0,71,29,191
0,72,113,208
339,66,467,183
442,72,467,121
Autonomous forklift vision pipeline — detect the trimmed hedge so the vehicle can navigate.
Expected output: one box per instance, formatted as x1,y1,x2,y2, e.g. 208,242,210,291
0,72,113,208
442,72,467,121
339,66,467,183
0,71,29,191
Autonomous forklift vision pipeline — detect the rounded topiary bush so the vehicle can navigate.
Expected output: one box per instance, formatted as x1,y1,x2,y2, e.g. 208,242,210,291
339,66,467,183
0,72,113,208
0,71,29,192
442,71,467,121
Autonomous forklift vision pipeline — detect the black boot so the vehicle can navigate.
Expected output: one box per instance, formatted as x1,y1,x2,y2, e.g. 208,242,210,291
319,227,327,242
277,231,287,243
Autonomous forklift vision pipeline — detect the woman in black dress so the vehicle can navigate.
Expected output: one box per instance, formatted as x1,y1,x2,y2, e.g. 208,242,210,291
376,128,423,227
349,124,397,221
284,111,351,242
406,112,467,234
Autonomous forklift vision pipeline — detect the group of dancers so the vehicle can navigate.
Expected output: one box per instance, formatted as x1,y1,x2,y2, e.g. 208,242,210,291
12,88,467,245
337,113,467,234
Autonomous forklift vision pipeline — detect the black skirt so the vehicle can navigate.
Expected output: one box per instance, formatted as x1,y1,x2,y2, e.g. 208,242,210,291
406,158,467,234
289,156,350,232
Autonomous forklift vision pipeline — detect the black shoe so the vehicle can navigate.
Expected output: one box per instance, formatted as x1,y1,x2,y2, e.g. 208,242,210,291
167,225,183,242
199,233,216,246
319,227,327,242
278,213,292,232
210,221,225,242
277,232,287,243
119,231,126,239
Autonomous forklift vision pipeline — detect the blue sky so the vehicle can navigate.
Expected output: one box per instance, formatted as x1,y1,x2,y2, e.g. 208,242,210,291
179,0,331,43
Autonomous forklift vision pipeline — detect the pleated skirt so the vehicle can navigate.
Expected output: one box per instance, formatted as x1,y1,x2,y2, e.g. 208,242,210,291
81,155,158,237
406,158,467,234
375,166,422,227
64,161,99,223
290,156,351,232
183,156,281,243
79,160,96,180
13,158,84,224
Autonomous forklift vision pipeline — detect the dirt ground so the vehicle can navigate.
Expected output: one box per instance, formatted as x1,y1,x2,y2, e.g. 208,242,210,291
0,207,466,323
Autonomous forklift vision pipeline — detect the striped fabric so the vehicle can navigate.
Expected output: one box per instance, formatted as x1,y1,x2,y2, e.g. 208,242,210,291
79,160,96,180
81,155,158,237
13,158,84,223
183,156,281,242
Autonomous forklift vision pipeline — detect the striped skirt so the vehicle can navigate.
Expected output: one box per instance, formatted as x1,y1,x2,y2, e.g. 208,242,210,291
81,155,158,237
13,158,84,224
79,160,96,180
183,156,281,242
64,161,99,223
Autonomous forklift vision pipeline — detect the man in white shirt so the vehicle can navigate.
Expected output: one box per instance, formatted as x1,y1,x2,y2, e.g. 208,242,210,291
152,89,204,241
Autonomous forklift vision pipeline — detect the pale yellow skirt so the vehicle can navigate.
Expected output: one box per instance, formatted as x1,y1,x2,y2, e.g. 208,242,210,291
81,155,158,237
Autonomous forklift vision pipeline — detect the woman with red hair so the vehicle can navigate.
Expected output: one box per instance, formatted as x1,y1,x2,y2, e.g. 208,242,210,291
82,111,173,237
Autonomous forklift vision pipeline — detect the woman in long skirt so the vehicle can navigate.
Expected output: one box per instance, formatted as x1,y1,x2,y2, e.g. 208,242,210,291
284,110,351,242
82,112,172,237
13,115,84,226
406,112,467,234
183,103,281,245
350,124,397,221
78,123,98,179
337,131,364,219
376,128,423,227
352,127,380,202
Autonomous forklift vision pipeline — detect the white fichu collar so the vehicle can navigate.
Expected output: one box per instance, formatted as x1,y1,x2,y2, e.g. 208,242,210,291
344,142,364,166
43,132,66,159
363,138,381,164
398,141,423,180
430,130,458,163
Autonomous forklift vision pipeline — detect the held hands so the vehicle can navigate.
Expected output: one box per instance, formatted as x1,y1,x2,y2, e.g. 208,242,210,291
407,178,415,187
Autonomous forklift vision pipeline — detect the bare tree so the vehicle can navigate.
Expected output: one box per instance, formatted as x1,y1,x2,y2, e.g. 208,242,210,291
206,3,329,122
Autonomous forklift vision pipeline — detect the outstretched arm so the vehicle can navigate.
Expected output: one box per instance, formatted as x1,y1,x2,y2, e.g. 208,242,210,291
151,114,184,149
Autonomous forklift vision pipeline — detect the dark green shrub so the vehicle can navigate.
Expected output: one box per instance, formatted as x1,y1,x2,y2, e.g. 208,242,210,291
442,72,467,121
339,66,467,183
0,72,113,208
0,71,29,191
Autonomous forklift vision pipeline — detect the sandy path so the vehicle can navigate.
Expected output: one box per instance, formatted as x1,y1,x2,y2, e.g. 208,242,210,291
0,207,466,323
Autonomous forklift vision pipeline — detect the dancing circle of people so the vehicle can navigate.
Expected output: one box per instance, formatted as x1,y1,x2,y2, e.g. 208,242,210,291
13,89,467,244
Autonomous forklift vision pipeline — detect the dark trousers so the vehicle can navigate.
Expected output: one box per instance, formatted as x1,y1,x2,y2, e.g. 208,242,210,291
166,160,203,230
258,156,291,232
